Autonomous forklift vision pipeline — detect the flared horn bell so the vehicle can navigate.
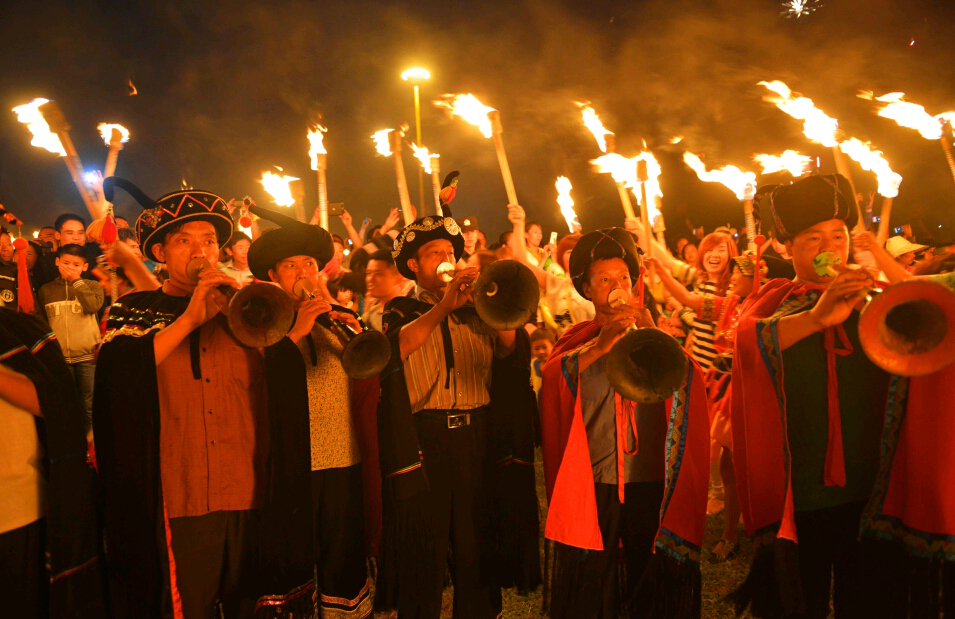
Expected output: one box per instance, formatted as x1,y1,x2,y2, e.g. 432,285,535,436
858,279,955,377
474,260,541,331
227,283,296,348
607,328,689,404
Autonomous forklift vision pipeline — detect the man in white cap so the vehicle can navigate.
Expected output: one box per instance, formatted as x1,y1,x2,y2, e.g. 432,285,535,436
884,235,928,271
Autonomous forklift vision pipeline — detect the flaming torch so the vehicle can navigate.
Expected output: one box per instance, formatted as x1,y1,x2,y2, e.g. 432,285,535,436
863,92,955,187
684,152,758,250
753,150,813,178
259,170,300,210
411,143,442,216
838,138,903,244
591,153,638,219
307,124,329,229
13,99,101,218
578,102,636,220
435,94,518,205
760,80,869,228
555,176,581,233
98,123,129,178
372,126,414,225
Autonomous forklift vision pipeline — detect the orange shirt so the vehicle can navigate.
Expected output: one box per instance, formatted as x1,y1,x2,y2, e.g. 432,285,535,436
157,314,269,518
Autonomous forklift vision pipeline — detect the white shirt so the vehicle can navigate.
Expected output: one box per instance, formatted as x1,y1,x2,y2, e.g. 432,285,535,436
0,391,46,534
544,273,595,336
218,261,254,287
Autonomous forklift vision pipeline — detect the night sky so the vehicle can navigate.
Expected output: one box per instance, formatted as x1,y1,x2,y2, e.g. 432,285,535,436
3,0,955,245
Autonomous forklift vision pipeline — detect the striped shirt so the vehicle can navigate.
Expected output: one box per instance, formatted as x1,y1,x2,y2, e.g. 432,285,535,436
403,287,498,413
680,280,719,370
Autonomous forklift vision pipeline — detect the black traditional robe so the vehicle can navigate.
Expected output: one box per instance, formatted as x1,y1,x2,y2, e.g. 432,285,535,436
0,308,105,618
93,291,315,619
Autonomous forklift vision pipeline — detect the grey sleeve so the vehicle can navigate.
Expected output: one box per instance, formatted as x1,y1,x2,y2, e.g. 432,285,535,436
72,279,105,314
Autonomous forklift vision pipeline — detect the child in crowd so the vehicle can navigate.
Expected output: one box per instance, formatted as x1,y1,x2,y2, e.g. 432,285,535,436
529,327,556,399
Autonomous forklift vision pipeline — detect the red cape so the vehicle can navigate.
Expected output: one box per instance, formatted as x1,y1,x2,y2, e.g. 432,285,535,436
351,376,382,557
540,320,710,561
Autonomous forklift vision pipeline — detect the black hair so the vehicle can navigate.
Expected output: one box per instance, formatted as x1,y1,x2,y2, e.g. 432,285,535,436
348,247,370,273
117,228,138,243
332,234,345,246
54,213,87,232
57,243,88,261
226,231,251,249
40,226,56,232
526,221,543,232
365,225,382,244
0,225,8,238
498,230,512,245
530,327,556,344
338,271,365,294
368,249,396,267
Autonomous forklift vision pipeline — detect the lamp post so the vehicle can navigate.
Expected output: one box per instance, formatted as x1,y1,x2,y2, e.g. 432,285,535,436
402,67,430,214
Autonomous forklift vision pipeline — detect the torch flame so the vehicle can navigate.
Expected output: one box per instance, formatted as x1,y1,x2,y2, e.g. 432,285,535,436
838,138,903,198
259,171,299,207
753,150,813,177
12,99,66,156
97,123,130,145
307,124,327,169
759,80,840,147
867,92,955,140
555,176,580,233
592,151,663,219
410,143,438,174
434,94,495,138
372,129,394,157
576,102,614,153
683,152,757,201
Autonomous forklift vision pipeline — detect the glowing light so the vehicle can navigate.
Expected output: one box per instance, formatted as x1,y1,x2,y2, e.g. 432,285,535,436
591,151,663,219
838,138,903,198
12,99,66,156
753,150,813,177
32,231,39,239
97,123,130,145
636,151,664,220
434,93,495,138
576,102,613,153
307,124,327,169
259,171,299,207
556,176,581,233
401,67,431,82
683,152,757,201
669,135,684,144
410,143,438,174
864,92,955,140
759,80,840,147
84,172,98,185
372,129,394,157
782,0,821,18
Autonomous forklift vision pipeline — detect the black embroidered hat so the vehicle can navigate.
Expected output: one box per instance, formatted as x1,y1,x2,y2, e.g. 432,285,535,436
569,228,643,299
391,215,465,281
103,177,234,262
764,174,857,241
247,205,335,281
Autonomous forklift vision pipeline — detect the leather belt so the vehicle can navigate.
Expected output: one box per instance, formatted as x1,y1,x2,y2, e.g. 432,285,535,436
417,406,488,429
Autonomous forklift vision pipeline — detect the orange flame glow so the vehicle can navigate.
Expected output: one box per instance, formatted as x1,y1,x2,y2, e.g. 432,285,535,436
372,129,394,157
259,171,299,207
865,92,955,140
97,123,130,145
410,143,438,174
592,152,663,219
308,124,327,169
683,152,757,201
759,80,840,147
576,102,614,153
434,94,495,138
753,150,812,177
838,138,902,198
556,176,580,233
12,99,66,156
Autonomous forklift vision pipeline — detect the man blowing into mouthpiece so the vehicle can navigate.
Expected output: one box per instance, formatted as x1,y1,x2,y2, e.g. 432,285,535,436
539,227,711,619
93,178,316,619
375,214,541,618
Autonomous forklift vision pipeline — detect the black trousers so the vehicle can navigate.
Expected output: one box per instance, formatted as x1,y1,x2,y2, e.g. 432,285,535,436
168,510,258,619
401,409,493,619
786,501,867,619
310,464,371,617
550,481,665,619
0,518,47,619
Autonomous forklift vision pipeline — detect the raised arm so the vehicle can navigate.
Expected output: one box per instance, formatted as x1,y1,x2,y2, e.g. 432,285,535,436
645,256,702,311
338,208,364,249
851,230,910,284
506,204,548,290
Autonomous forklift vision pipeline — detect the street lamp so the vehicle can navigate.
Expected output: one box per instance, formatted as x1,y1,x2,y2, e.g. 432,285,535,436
402,67,431,214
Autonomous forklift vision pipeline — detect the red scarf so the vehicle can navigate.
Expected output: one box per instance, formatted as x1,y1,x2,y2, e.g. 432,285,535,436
540,320,710,560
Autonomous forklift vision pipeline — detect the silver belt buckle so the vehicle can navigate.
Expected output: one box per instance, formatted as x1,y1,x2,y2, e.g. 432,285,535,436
447,413,471,429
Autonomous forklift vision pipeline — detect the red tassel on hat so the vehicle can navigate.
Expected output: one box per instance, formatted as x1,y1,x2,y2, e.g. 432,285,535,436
101,206,118,246
12,237,34,313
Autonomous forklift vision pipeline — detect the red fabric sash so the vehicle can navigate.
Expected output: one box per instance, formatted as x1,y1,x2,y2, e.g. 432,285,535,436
540,320,710,557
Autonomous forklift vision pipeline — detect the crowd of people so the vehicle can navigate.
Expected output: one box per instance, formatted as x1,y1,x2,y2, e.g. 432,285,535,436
2,169,954,619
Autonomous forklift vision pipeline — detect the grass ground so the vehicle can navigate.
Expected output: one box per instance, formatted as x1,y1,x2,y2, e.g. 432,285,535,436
375,451,756,618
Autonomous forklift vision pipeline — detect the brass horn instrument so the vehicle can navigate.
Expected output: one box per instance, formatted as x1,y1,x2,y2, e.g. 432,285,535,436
186,257,294,348
605,289,689,404
472,260,541,331
858,279,955,376
293,280,392,380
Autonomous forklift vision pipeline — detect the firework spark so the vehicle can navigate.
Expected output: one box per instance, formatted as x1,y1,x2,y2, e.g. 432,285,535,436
782,0,821,18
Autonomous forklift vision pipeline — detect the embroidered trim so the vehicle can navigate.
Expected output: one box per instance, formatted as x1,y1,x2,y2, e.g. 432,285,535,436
655,526,701,564
254,579,316,609
384,460,422,479
660,361,692,523
31,332,57,354
319,579,373,618
49,555,98,584
102,322,166,343
0,344,27,362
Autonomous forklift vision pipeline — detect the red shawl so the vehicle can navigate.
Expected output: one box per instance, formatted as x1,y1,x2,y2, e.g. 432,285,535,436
540,320,710,561
861,364,955,560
